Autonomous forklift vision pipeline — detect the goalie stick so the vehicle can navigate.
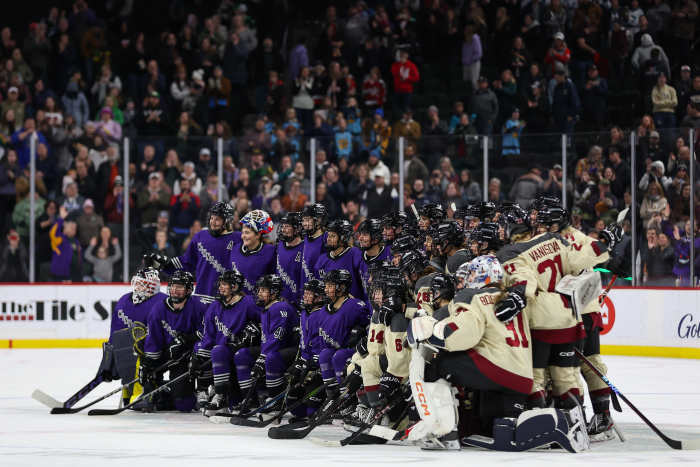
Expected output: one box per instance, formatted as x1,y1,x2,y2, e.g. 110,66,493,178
50,352,191,414
575,348,700,450
33,375,105,409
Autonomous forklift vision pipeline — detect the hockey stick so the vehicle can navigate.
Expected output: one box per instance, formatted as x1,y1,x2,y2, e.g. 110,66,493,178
88,369,192,416
33,374,105,409
268,389,355,440
208,390,288,424
229,382,329,427
574,348,700,450
51,353,191,414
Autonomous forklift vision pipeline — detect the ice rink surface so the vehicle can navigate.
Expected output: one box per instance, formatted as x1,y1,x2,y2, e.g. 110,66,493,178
2,349,700,467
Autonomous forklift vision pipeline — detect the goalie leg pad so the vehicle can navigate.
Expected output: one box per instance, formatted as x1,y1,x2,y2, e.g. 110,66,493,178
97,342,116,381
111,327,140,384
407,378,458,441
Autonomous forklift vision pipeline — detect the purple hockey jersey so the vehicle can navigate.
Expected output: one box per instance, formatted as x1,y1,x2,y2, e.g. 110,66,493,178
143,296,209,360
261,300,299,357
110,292,167,337
358,245,393,298
317,297,369,350
301,233,326,290
230,242,276,295
313,246,368,302
276,241,304,305
194,294,260,356
171,229,240,296
300,306,326,364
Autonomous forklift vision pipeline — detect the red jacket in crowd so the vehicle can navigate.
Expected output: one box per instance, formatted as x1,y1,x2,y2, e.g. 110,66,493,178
391,59,420,94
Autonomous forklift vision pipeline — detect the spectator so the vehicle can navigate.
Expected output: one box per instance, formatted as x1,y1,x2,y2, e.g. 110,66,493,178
35,142,58,196
550,69,580,137
104,175,133,224
393,109,421,147
153,229,177,260
137,172,171,228
391,50,420,114
173,161,202,196
180,219,203,252
640,227,675,285
501,108,525,156
543,163,573,200
92,107,122,144
61,81,89,127
1,87,25,128
138,91,169,136
669,0,698,66
58,179,84,216
640,180,668,223
631,34,670,75
544,32,570,76
90,63,122,108
11,117,47,168
0,229,29,282
423,105,448,167
367,150,390,186
509,166,544,208
404,142,429,187
84,236,122,282
76,199,104,247
49,207,81,282
587,178,619,222
284,161,310,197
651,73,678,130
470,76,499,135
137,144,159,185
668,219,700,286
281,178,307,213
451,113,479,161
0,149,20,222
170,177,201,245
366,172,393,219
461,23,483,91
459,169,482,204
333,116,352,160
195,147,215,181
361,66,386,112
639,160,672,192
207,65,232,123
581,64,608,129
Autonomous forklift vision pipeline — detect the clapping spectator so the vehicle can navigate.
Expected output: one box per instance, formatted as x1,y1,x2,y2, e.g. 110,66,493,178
173,161,202,196
501,108,525,155
11,117,47,168
391,50,420,114
76,199,104,247
281,178,307,213
93,107,122,143
84,236,122,282
104,175,134,224
0,229,28,282
62,81,89,126
137,172,171,228
170,177,201,246
639,180,668,223
640,227,675,285
651,73,678,130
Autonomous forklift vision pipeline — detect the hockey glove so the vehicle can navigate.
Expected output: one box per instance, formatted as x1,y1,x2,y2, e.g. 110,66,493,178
378,372,401,405
341,366,363,394
355,335,369,358
251,355,266,379
286,358,308,386
144,252,172,270
189,353,209,377
138,357,158,386
599,223,623,251
345,325,366,348
409,315,438,343
231,322,261,350
495,287,526,323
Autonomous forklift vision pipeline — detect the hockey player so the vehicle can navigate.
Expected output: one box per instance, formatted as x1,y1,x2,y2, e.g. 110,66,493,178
428,221,472,274
381,211,413,246
300,203,328,291
230,209,276,295
408,256,589,453
286,279,328,419
146,201,239,297
535,201,623,438
418,203,446,233
99,267,166,404
390,234,418,266
317,269,370,401
140,271,208,412
234,275,299,413
358,218,393,296
276,212,304,305
314,219,367,303
467,222,503,257
193,270,260,416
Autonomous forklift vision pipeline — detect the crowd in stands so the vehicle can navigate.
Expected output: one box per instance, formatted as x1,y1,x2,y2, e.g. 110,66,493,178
0,0,697,286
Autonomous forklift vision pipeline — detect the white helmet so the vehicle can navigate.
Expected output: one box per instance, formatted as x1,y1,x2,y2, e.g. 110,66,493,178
131,267,160,303
464,255,504,289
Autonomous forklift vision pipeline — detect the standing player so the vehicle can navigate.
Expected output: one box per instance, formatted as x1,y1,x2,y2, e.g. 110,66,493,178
192,270,260,416
146,201,238,297
140,271,208,412
276,212,304,306
314,219,367,303
300,203,328,291
357,218,393,296
230,209,276,295
234,275,299,414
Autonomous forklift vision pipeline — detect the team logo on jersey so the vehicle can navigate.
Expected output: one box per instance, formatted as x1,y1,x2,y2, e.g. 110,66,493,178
197,242,226,274
273,327,285,340
227,241,234,250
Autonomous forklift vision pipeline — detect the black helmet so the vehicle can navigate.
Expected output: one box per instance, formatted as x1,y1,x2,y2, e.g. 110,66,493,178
302,203,328,236
255,274,283,306
208,201,234,236
324,269,352,302
325,219,354,250
536,205,570,231
500,202,530,240
392,235,417,255
216,269,244,299
466,202,497,222
430,273,456,308
357,218,383,250
279,212,303,243
470,222,504,253
302,278,326,312
419,203,446,224
430,221,464,252
168,270,194,303
533,195,562,211
399,249,429,277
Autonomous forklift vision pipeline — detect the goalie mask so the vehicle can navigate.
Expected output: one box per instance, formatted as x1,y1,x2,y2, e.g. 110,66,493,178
463,255,504,289
131,267,160,304
324,268,352,304
302,203,328,236
240,209,274,235
279,212,303,243
208,201,234,237
255,274,283,307
216,270,244,301
168,270,194,304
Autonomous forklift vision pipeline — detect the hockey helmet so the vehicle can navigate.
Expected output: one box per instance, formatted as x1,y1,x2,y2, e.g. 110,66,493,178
429,273,457,308
216,269,244,299
279,212,303,243
255,274,283,306
325,219,354,251
302,279,326,312
357,218,383,250
240,209,274,235
464,255,504,289
324,268,352,302
131,267,160,303
168,270,194,303
302,203,328,236
208,201,234,236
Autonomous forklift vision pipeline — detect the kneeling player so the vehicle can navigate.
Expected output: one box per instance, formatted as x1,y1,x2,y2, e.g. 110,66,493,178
140,271,208,412
193,270,260,416
408,257,589,452
234,275,298,415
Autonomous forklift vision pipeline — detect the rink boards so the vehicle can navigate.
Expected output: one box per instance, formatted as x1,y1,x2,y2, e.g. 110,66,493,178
0,284,699,358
